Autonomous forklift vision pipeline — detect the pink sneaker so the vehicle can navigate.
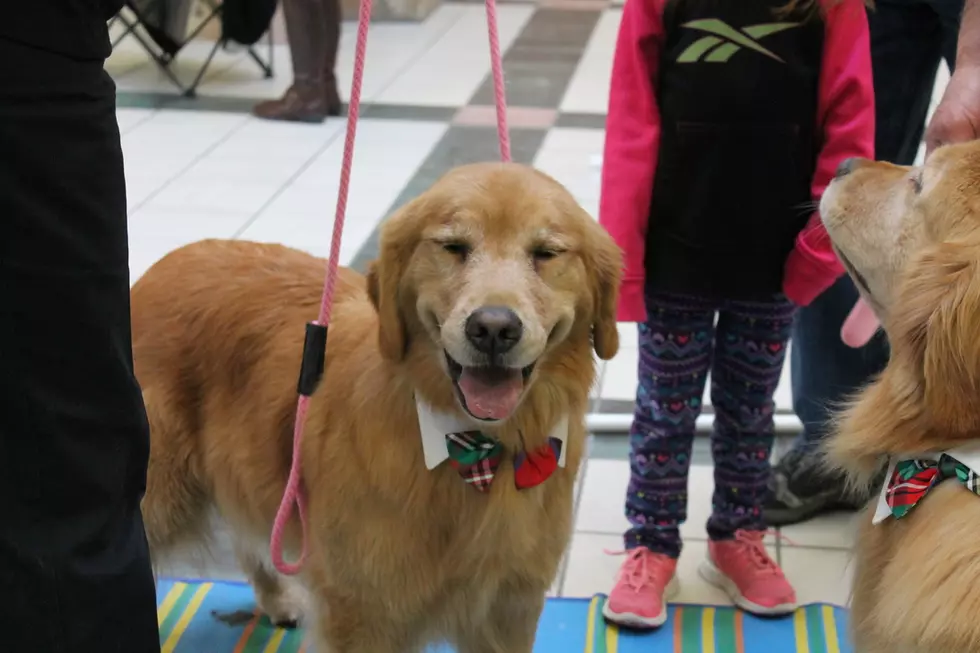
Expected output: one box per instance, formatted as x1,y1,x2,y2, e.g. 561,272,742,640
602,547,679,629
699,530,797,615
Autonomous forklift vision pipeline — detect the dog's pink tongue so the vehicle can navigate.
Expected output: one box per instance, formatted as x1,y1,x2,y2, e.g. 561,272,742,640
841,298,880,348
458,368,523,420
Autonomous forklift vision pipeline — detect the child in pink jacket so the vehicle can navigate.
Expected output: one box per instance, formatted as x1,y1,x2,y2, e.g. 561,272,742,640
598,0,874,628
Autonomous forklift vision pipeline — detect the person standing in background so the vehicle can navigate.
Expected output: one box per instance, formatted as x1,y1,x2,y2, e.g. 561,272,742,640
0,3,160,651
253,0,343,122
766,0,965,528
598,0,874,628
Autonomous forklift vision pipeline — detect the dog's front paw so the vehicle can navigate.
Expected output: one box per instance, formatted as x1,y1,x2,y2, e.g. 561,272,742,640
255,581,308,628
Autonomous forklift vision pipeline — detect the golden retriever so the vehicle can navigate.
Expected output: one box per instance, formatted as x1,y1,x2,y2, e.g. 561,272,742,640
820,141,980,653
132,161,622,652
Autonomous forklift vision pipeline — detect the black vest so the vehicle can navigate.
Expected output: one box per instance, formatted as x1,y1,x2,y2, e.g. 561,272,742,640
645,0,824,299
1,1,124,60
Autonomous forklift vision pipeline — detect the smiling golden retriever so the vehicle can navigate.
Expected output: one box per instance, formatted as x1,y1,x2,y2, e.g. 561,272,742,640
131,161,621,652
820,141,980,653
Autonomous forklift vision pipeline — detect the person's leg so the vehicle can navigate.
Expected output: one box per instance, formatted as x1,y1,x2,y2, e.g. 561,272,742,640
321,0,343,112
766,278,890,525
766,0,943,527
701,296,796,615
604,291,713,629
0,38,159,651
871,0,950,164
624,292,715,556
253,0,340,121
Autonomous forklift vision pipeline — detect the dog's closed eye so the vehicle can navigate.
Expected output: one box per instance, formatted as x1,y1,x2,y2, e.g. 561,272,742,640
531,246,564,262
439,241,470,261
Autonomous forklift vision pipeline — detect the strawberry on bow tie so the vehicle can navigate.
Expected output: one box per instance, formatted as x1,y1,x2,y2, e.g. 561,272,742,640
514,437,562,489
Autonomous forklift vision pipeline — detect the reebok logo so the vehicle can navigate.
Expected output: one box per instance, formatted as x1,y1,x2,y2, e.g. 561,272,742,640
677,19,799,64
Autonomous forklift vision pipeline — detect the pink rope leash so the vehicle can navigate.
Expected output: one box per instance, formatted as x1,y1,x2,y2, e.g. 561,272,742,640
270,0,512,576
485,0,511,161
268,0,373,575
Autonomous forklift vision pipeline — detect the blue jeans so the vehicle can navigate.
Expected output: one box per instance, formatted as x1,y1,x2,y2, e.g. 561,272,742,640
790,0,962,453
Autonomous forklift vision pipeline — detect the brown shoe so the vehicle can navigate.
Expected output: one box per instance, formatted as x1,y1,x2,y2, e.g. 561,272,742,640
321,75,342,117
253,82,331,123
255,0,342,122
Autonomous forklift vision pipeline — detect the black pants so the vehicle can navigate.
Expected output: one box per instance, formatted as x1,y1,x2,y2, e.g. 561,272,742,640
789,0,962,454
0,37,159,651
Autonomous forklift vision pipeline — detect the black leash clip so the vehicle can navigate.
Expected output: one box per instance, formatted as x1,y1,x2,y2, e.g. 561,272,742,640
297,322,328,397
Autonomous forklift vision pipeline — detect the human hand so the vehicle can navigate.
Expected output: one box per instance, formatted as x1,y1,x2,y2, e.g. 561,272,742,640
925,63,980,156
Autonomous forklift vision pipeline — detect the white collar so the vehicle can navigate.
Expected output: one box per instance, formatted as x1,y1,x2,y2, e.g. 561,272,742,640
415,397,569,470
873,443,980,524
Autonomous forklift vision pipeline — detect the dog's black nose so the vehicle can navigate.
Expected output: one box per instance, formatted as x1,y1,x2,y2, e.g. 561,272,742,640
835,157,858,178
465,306,523,356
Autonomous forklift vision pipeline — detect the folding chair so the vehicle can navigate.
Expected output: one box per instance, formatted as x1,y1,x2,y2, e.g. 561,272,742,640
109,0,275,98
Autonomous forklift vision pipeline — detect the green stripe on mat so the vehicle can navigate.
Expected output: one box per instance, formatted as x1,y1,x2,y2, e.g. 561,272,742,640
682,605,702,651
715,607,737,653
590,596,607,653
244,615,297,653
283,628,305,652
164,582,213,653
159,582,195,637
242,621,273,653
806,605,827,652
257,627,287,653
157,582,187,625
823,605,842,653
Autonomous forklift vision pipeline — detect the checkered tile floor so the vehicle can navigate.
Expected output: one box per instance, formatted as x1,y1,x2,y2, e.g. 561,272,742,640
109,0,949,603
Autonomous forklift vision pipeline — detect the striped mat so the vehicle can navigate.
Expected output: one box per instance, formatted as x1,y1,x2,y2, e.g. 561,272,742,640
156,578,852,653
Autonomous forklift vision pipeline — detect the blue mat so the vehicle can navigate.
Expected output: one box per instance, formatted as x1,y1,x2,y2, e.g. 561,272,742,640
156,578,852,652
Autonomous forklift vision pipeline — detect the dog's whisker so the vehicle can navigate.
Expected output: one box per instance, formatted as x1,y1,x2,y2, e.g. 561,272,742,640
793,200,820,217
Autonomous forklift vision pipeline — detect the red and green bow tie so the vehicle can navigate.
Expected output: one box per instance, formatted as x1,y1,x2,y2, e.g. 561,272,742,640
445,431,563,493
885,454,980,519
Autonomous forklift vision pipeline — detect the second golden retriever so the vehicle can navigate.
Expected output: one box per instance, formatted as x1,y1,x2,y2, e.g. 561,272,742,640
821,141,980,653
132,162,622,652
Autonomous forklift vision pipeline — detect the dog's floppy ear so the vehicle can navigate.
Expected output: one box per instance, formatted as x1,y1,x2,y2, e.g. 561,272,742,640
585,218,623,360
366,200,424,361
888,238,980,435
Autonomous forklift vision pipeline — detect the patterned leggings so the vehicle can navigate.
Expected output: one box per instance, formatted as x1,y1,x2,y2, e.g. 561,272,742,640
624,291,795,558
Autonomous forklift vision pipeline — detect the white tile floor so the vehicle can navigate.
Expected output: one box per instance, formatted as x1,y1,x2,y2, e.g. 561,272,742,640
560,9,620,114
108,1,949,606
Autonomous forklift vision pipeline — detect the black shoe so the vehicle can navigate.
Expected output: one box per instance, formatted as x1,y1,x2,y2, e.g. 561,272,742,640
765,447,873,527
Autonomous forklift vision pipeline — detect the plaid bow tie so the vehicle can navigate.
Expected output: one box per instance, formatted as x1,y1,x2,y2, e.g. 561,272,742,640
445,431,563,493
885,454,980,519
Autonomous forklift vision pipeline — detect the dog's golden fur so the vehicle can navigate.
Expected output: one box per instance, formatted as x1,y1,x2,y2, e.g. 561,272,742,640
820,141,980,653
131,162,622,652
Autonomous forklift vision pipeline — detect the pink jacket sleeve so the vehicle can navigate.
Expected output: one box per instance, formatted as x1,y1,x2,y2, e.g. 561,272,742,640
783,0,875,306
598,0,665,323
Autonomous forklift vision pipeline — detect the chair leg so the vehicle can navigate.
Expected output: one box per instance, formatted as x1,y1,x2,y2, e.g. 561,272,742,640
129,26,190,95
185,38,222,97
267,26,275,78
111,1,277,98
